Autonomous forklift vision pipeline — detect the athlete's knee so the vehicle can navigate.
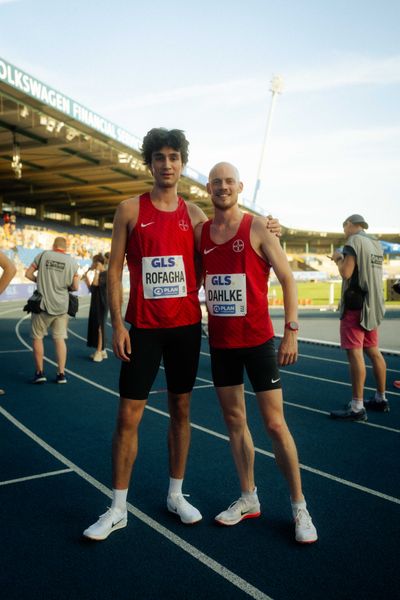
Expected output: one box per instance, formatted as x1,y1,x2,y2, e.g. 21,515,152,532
169,393,191,424
116,400,145,432
223,409,247,433
265,417,287,440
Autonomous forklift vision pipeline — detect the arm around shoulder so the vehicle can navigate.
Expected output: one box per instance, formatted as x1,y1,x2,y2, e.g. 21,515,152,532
187,201,208,231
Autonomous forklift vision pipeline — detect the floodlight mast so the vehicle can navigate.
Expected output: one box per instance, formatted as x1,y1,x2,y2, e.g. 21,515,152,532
251,75,284,210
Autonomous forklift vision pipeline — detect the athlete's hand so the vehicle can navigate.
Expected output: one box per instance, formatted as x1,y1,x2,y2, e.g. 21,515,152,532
278,332,298,366
112,325,131,362
266,215,282,238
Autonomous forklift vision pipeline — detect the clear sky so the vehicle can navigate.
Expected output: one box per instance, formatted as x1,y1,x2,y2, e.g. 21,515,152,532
1,0,399,232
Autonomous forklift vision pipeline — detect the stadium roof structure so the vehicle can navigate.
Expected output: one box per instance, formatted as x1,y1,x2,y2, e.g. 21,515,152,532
281,225,400,251
1,58,398,246
0,58,212,227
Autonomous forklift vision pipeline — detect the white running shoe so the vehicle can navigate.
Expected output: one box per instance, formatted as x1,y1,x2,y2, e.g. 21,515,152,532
90,350,107,360
294,507,318,544
92,351,103,362
215,495,261,526
167,494,202,524
83,507,127,541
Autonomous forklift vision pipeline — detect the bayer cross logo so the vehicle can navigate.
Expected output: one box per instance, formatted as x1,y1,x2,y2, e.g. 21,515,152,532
233,239,244,252
179,220,189,231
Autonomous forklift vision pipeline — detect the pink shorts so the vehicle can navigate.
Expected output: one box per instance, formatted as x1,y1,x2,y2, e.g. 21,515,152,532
340,309,378,349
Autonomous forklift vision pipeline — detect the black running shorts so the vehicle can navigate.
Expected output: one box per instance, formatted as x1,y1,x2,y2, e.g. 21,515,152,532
119,322,202,400
210,338,282,392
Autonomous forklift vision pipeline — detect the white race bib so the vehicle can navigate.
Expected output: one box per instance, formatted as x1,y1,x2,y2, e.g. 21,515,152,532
142,255,187,299
205,273,247,316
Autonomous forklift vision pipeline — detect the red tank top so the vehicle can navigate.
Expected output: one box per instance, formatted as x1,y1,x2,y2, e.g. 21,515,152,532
125,193,201,328
200,213,274,348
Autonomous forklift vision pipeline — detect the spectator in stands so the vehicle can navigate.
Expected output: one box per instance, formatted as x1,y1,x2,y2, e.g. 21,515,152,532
83,253,108,362
0,251,17,395
2,212,11,238
329,214,387,421
10,213,16,234
25,236,79,384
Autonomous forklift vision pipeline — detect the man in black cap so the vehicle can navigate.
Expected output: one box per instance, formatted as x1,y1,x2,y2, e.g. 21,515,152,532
329,214,387,420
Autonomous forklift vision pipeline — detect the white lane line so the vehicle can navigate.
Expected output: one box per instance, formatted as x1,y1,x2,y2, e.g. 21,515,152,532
0,349,30,353
0,306,27,316
67,326,218,390
70,327,400,408
297,352,398,374
0,299,91,318
141,404,400,505
189,420,400,506
190,383,215,390
0,468,73,487
67,326,113,354
279,368,400,398
143,385,215,396
70,323,400,390
286,402,399,433
199,349,400,399
275,334,400,357
149,384,214,395
279,368,400,400
15,316,400,498
203,329,400,368
0,404,272,600
244,393,400,434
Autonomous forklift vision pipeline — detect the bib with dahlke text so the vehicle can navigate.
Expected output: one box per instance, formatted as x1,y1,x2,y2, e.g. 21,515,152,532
205,273,247,317
142,255,187,299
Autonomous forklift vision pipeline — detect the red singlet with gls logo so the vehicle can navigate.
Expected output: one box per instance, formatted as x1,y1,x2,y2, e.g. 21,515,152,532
200,213,274,348
125,193,201,328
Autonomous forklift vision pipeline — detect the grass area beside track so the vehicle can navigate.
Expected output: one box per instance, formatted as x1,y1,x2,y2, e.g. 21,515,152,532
269,280,400,307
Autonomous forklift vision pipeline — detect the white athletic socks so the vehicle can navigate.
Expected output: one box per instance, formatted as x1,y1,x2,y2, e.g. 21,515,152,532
168,477,183,497
351,398,364,412
111,488,128,512
241,487,258,500
291,496,307,519
374,392,386,402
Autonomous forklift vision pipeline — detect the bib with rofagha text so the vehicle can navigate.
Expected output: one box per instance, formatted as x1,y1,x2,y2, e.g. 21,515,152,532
142,255,187,299
205,273,247,317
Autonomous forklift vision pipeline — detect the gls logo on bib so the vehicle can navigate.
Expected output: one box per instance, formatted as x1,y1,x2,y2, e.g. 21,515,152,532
142,255,187,299
205,273,247,317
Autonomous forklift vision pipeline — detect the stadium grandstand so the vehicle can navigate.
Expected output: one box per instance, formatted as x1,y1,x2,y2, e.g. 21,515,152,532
1,214,111,285
1,56,399,301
